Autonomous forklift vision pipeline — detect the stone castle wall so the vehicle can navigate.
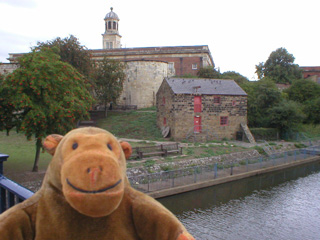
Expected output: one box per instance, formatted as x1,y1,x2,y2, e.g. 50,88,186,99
118,60,169,109
0,63,18,75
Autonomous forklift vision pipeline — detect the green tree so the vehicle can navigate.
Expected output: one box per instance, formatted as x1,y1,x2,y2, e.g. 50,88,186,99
304,97,320,124
285,78,320,103
221,71,249,86
244,79,282,127
90,58,126,111
0,47,93,171
197,66,221,78
269,99,305,136
256,47,302,84
36,35,92,78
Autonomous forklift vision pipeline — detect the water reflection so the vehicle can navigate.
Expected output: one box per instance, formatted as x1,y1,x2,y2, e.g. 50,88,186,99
159,162,320,240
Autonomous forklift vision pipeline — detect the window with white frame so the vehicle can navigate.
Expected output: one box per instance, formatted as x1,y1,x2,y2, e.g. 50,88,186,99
169,62,174,71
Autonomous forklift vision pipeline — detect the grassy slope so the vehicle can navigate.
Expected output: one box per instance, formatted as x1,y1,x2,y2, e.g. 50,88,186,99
97,110,164,140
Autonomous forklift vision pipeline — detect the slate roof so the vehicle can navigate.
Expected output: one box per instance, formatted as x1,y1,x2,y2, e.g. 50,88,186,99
165,78,247,96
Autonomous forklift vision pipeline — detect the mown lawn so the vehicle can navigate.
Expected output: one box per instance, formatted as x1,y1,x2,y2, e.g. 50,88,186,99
0,131,52,173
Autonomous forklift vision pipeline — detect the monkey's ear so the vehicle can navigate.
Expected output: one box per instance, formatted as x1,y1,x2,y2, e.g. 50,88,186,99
120,141,132,160
43,134,64,156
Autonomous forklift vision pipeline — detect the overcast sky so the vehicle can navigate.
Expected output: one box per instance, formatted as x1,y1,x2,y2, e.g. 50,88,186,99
1,0,319,80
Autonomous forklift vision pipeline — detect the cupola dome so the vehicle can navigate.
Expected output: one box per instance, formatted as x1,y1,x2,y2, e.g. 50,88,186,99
104,7,119,20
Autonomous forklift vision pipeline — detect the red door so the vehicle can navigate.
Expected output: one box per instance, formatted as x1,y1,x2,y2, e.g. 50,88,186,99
194,116,201,133
194,96,202,112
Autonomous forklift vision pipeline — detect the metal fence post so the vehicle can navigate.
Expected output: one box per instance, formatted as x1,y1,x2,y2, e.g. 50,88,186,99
246,159,249,172
214,163,218,179
304,148,306,159
294,150,297,161
230,162,233,176
259,156,262,168
272,154,275,166
193,167,197,183
171,171,174,188
285,152,287,163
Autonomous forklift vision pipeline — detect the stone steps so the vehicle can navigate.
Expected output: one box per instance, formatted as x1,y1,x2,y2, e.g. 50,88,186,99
241,123,256,144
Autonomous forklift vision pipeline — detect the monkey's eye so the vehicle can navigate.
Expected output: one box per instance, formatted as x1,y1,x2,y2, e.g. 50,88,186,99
72,143,78,150
107,143,112,151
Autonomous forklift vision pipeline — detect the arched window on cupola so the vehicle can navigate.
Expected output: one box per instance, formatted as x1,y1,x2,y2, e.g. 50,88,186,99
108,21,112,30
113,21,117,30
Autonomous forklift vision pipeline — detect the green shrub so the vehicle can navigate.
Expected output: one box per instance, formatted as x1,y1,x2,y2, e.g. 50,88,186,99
143,160,156,167
251,128,279,140
253,146,266,155
160,165,174,172
294,143,307,148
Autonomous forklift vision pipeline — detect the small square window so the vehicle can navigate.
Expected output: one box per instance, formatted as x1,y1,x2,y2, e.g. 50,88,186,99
220,116,228,126
163,117,167,125
232,100,236,106
192,64,198,70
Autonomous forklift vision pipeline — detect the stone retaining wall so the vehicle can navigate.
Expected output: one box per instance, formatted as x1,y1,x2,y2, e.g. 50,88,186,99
127,149,260,177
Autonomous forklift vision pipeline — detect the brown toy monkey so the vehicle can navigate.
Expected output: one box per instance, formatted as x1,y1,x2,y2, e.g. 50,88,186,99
0,127,195,240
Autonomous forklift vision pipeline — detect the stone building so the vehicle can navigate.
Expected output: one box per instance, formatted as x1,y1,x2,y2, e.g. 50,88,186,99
156,78,248,141
7,7,215,109
0,63,18,75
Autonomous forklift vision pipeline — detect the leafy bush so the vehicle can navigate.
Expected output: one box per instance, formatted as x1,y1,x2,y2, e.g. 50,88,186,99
294,143,307,148
143,160,156,168
251,128,279,140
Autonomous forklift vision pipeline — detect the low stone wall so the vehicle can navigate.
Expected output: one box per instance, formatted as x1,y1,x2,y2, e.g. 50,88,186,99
127,149,260,177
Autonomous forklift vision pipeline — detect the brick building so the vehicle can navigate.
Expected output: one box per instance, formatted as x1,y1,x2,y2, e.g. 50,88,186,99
300,66,320,84
89,45,214,77
156,78,248,141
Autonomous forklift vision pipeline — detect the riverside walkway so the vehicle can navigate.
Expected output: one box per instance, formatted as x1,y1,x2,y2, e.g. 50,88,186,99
128,146,320,198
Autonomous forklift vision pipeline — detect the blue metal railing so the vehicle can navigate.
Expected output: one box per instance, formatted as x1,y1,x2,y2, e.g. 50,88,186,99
0,154,34,214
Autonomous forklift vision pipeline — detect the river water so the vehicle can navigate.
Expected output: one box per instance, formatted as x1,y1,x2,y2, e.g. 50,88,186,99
158,162,320,240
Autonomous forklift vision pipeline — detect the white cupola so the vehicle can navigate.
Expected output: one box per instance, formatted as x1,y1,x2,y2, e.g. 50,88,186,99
102,7,122,49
